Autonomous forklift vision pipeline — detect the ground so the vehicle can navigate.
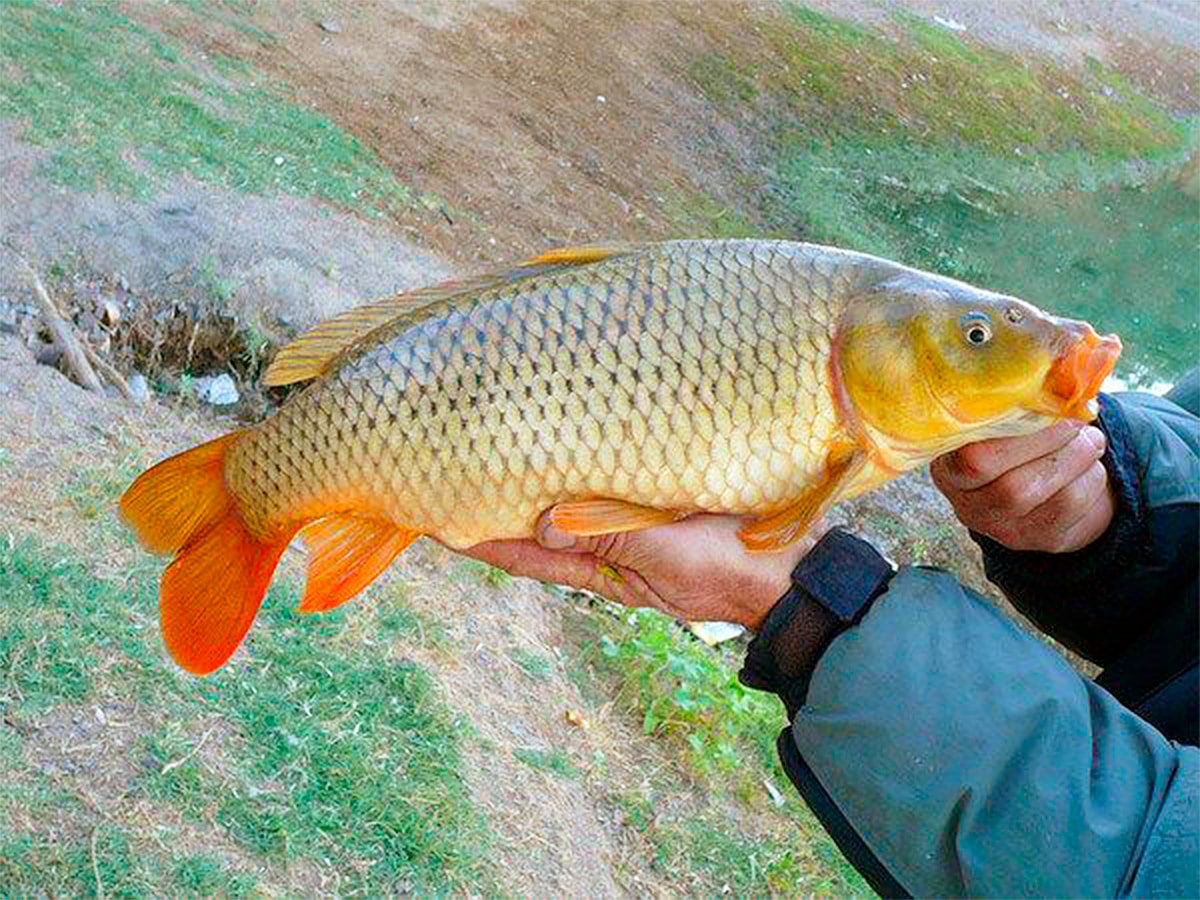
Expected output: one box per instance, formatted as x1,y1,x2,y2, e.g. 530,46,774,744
0,1,1195,897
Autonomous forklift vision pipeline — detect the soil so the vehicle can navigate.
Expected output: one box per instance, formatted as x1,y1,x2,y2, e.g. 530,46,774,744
129,0,774,269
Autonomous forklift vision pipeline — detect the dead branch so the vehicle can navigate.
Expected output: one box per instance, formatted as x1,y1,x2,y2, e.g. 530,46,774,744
8,248,103,393
81,339,137,403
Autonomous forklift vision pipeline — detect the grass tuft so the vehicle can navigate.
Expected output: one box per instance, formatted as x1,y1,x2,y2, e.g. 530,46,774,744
510,646,555,681
512,747,580,780
566,601,871,895
0,1,412,215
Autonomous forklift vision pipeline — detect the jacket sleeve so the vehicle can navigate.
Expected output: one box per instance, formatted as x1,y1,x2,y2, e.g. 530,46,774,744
975,380,1200,666
788,566,1199,898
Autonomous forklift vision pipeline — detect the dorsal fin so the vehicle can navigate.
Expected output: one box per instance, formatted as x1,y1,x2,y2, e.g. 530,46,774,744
263,243,634,387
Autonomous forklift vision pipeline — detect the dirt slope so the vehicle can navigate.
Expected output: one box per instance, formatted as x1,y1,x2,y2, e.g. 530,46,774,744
131,0,769,268
130,0,1199,273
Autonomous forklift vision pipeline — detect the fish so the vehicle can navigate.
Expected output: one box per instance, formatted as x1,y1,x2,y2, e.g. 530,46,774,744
119,240,1121,674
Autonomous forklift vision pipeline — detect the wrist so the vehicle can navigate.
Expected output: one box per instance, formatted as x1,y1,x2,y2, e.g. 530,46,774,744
736,521,833,631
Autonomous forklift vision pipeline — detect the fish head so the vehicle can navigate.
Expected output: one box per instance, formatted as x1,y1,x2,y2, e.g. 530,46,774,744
836,274,1121,457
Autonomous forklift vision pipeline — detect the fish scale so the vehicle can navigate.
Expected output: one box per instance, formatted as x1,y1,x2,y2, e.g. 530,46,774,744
226,241,851,548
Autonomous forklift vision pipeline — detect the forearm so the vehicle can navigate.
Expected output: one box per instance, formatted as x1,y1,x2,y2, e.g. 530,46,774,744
743,563,1197,897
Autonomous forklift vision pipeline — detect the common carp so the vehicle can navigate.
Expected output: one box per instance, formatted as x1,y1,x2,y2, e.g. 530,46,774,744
120,240,1121,674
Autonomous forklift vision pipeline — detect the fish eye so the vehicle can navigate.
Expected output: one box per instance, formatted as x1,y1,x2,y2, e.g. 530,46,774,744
960,312,993,347
1003,306,1025,325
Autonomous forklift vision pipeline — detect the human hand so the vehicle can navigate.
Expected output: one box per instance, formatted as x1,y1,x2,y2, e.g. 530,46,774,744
930,421,1114,553
464,513,831,630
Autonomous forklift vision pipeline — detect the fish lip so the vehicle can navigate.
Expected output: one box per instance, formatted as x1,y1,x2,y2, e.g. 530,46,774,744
1040,325,1122,421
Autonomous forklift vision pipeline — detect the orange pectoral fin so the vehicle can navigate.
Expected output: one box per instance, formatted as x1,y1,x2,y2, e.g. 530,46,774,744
547,499,688,537
738,448,864,552
298,515,419,613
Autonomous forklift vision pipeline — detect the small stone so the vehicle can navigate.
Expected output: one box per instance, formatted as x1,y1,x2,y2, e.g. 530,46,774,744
195,373,239,406
596,94,606,103
117,274,130,292
318,19,342,33
0,299,16,334
127,371,150,403
932,15,966,32
33,340,62,367
99,299,121,328
274,155,284,166
688,620,745,645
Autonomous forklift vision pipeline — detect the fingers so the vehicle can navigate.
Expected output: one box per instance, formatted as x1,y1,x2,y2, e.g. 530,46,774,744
990,461,1113,553
463,537,671,611
932,422,1114,553
1052,467,1116,552
932,420,1085,492
946,426,1106,527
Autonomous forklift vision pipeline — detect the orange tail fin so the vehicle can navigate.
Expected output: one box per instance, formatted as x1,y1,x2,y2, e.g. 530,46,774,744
119,433,294,675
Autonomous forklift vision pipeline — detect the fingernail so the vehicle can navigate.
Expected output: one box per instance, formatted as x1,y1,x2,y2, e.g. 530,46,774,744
538,519,577,550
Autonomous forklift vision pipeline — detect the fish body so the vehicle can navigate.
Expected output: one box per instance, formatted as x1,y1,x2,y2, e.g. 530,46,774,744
230,241,866,549
121,240,1121,674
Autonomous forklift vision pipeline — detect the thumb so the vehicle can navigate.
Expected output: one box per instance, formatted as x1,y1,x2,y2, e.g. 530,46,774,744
537,513,583,551
535,511,652,566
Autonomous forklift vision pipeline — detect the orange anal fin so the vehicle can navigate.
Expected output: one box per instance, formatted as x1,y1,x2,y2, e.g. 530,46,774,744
548,498,687,537
738,449,865,552
298,515,419,613
161,515,293,676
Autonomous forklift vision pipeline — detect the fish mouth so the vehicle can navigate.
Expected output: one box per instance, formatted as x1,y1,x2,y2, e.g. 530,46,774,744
1040,324,1122,421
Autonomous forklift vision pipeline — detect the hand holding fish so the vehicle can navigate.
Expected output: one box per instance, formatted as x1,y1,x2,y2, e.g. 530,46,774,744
467,513,830,630
931,421,1114,553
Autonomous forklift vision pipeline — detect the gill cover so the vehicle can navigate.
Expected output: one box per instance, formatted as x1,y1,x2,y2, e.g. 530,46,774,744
835,277,1070,448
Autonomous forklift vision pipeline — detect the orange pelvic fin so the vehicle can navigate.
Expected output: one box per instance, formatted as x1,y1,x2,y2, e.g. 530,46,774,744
738,448,864,552
120,433,295,675
298,515,420,613
548,498,687,536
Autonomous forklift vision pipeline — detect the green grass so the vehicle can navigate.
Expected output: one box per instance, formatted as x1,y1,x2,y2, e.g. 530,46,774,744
567,603,870,896
0,536,496,896
64,454,143,522
512,747,580,780
684,3,1198,383
173,854,257,898
0,1,412,215
582,607,780,784
762,4,1186,158
510,646,555,681
451,558,514,589
653,814,857,897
